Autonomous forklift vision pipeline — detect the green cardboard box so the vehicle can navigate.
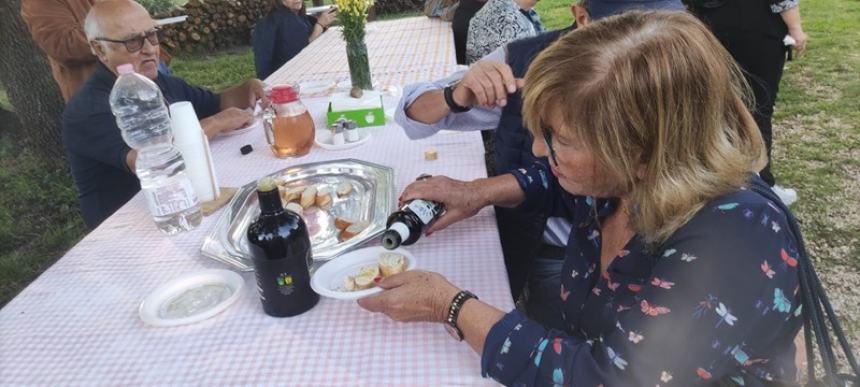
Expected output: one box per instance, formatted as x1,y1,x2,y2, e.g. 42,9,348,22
326,96,385,128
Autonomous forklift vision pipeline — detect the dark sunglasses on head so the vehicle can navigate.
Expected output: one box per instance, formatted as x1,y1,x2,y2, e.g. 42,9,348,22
95,28,160,53
541,126,559,166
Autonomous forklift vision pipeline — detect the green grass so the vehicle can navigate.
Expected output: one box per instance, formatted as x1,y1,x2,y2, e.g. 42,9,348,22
2,2,858,351
535,0,574,29
0,135,86,306
171,47,257,91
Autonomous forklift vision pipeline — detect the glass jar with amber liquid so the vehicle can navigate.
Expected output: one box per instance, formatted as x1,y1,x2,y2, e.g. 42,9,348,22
263,85,315,158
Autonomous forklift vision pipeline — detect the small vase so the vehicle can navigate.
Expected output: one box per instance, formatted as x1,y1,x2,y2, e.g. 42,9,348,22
346,39,372,90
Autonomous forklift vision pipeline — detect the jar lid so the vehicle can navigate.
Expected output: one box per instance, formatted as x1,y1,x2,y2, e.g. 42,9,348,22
269,85,299,104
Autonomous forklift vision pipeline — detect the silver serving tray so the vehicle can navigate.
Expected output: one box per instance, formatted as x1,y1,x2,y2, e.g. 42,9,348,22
201,159,395,271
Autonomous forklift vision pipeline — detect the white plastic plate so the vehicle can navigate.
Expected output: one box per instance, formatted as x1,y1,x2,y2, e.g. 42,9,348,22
223,117,261,136
314,128,371,150
139,269,245,327
311,246,417,300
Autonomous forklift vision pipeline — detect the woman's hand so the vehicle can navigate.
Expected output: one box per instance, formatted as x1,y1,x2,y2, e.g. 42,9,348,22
788,27,808,57
317,9,336,28
399,176,488,235
780,6,807,57
357,270,460,323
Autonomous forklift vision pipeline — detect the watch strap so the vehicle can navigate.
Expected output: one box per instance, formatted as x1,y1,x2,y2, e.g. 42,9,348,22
446,290,478,341
443,83,471,113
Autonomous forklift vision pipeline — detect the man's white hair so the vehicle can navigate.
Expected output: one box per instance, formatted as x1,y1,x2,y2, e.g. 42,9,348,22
83,8,107,54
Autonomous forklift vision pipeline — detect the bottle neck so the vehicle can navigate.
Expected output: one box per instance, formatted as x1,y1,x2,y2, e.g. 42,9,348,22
257,188,284,214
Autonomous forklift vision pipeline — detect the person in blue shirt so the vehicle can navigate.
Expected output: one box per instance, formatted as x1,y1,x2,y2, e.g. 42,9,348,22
360,11,804,386
252,0,337,79
64,0,265,229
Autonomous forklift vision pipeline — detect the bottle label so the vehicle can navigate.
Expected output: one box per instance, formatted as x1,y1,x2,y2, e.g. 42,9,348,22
143,176,199,216
407,199,443,225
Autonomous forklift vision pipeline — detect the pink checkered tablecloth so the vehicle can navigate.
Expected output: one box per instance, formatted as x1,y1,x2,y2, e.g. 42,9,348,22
267,17,461,86
0,18,513,386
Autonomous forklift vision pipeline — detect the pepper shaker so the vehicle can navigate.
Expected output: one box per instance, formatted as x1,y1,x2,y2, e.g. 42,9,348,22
330,122,345,146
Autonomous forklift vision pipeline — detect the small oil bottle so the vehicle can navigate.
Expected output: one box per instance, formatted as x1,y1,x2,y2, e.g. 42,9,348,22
381,175,444,250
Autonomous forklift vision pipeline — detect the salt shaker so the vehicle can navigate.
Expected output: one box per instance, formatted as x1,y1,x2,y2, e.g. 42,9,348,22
344,121,360,143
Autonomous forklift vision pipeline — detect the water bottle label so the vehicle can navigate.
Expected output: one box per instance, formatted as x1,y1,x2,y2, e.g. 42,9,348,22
407,200,442,225
143,177,199,216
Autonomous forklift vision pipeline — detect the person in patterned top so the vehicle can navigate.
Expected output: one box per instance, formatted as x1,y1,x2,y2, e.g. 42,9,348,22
465,0,544,64
358,10,804,386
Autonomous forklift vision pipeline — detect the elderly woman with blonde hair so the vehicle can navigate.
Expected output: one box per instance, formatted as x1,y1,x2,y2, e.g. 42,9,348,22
359,10,804,386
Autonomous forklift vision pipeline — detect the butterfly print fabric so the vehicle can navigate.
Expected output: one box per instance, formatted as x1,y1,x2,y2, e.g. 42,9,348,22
480,162,803,386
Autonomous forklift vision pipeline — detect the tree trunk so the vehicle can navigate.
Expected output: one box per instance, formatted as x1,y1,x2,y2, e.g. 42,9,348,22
0,106,21,136
0,0,67,168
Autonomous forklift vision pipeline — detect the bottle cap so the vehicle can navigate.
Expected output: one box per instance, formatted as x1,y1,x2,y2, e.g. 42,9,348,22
269,85,299,104
240,144,253,155
117,63,134,75
381,230,402,250
382,222,410,250
257,177,279,192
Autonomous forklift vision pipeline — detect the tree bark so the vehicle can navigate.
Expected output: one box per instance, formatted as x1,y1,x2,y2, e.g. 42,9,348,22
0,0,67,168
0,106,21,136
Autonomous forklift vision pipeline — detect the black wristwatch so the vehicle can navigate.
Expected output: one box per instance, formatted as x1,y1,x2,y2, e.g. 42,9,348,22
443,81,471,113
445,290,478,341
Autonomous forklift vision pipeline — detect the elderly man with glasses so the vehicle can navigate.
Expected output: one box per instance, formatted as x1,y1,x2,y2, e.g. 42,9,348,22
63,0,265,229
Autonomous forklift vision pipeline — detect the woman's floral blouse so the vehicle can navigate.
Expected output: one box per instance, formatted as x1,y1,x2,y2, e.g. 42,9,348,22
481,162,803,386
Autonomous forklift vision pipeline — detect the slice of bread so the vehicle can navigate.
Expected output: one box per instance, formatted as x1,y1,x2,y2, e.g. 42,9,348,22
284,202,303,216
300,186,317,209
283,186,304,203
336,181,353,197
378,252,406,277
315,188,332,208
353,265,379,290
342,275,356,292
334,217,354,231
339,221,369,241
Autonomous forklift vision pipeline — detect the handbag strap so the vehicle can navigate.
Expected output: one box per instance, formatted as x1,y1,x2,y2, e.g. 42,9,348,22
747,179,859,386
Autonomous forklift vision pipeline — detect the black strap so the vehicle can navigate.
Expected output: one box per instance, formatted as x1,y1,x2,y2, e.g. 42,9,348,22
747,178,859,386
443,83,471,113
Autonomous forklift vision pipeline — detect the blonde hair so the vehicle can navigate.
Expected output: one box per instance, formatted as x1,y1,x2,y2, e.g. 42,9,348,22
522,10,766,246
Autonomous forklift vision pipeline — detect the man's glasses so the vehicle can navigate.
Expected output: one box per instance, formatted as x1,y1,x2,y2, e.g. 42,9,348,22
95,28,160,53
541,126,559,166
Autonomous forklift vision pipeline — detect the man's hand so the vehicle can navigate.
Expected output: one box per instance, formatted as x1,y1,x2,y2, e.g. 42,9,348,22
455,60,523,109
200,107,254,138
220,79,267,111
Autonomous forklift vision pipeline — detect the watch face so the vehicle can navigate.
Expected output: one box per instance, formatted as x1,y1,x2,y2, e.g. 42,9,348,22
445,323,462,341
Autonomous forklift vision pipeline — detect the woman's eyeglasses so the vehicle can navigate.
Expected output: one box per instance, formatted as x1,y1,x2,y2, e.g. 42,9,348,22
95,28,160,53
541,126,559,166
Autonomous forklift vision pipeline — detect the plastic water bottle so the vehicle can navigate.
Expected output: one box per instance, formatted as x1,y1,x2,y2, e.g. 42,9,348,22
109,63,201,235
